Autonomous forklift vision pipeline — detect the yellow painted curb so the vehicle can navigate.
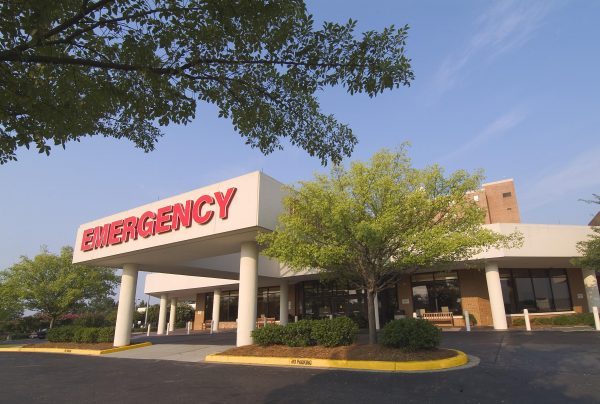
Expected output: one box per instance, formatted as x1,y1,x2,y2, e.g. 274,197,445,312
0,341,152,356
205,349,468,372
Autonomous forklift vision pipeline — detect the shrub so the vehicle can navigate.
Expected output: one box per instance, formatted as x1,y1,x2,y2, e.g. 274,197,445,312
47,326,78,342
467,313,477,326
252,324,285,346
380,318,441,351
97,327,115,343
310,317,358,347
73,327,99,343
348,313,368,329
282,320,315,347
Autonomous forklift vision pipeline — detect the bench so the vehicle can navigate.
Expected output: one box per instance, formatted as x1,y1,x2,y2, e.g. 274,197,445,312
421,312,454,326
256,317,277,328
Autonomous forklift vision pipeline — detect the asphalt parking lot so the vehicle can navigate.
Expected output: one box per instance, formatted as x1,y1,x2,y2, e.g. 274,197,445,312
1,330,599,403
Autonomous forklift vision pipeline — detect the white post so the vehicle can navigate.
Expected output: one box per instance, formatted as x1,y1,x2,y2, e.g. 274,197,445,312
593,307,600,331
166,322,170,335
485,262,508,330
464,310,471,332
524,309,531,331
582,269,600,312
374,292,381,330
186,321,191,335
212,289,221,333
279,279,289,326
147,323,151,337
237,241,258,347
413,312,417,319
294,315,298,323
157,294,168,335
169,298,177,332
113,264,139,347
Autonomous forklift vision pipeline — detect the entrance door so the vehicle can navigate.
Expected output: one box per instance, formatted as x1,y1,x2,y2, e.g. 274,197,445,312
378,287,398,326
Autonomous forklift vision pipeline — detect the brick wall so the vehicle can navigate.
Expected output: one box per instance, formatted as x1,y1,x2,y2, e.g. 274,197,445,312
193,293,206,330
396,275,413,316
482,180,521,224
458,269,493,326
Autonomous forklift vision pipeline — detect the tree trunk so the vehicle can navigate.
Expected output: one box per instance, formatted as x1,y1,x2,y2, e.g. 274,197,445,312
367,289,377,344
49,317,55,329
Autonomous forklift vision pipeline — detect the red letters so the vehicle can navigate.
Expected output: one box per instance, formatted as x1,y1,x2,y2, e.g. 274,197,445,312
155,205,173,234
193,195,214,224
81,188,236,251
94,224,110,249
108,220,124,245
215,187,237,219
81,228,94,251
138,211,156,238
172,200,193,230
122,216,138,242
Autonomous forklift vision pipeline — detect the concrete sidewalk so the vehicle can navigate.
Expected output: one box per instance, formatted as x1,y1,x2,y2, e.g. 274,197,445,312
103,343,231,362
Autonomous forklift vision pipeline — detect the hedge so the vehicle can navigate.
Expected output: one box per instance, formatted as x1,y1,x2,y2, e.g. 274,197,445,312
512,313,594,327
48,326,115,343
380,318,441,351
251,317,358,347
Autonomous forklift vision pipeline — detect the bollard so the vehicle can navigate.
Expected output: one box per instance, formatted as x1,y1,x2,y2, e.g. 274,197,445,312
464,310,471,332
147,323,151,337
593,307,600,331
294,315,298,323
329,314,333,320
166,322,170,336
210,320,214,335
186,321,191,335
413,312,417,319
524,309,531,331
263,316,267,327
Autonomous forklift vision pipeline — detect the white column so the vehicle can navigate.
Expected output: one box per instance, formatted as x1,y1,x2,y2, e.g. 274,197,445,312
237,241,258,346
113,264,138,347
169,298,177,332
374,292,380,330
157,294,168,335
485,261,508,330
279,279,289,326
582,269,600,312
212,289,221,332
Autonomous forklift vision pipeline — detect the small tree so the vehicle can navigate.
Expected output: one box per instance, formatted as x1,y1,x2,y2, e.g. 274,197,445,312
4,246,118,328
0,274,23,325
258,148,520,344
573,195,600,271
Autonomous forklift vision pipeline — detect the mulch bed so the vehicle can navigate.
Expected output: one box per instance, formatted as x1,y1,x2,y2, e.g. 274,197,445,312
217,344,456,362
24,342,115,350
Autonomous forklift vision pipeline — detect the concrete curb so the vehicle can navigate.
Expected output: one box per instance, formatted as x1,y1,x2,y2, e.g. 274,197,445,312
0,341,152,356
205,349,468,372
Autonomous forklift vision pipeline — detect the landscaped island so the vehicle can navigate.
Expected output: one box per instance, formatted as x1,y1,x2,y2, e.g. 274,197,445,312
208,317,468,371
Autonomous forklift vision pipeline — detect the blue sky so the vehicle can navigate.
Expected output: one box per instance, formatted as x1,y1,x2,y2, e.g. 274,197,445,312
1,1,599,302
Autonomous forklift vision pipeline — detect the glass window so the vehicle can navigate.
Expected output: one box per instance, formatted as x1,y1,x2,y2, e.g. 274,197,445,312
412,273,434,282
411,271,462,314
531,277,553,312
514,276,536,312
500,269,572,313
550,271,571,311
